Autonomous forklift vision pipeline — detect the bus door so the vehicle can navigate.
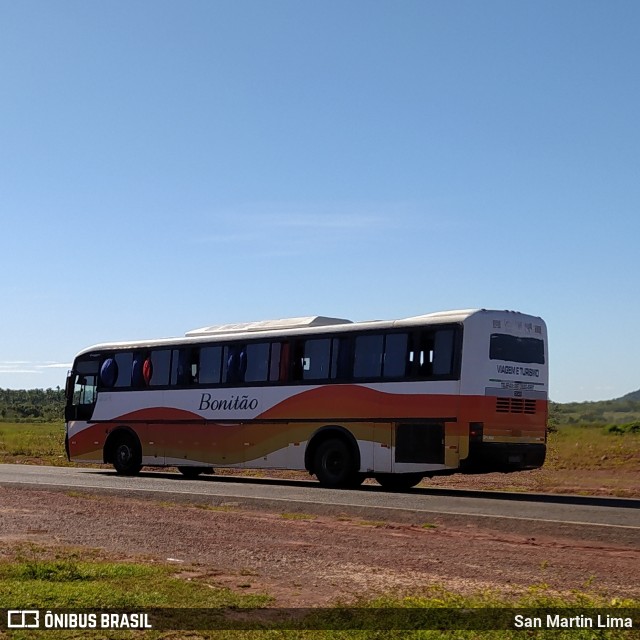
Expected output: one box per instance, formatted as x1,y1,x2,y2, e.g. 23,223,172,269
65,359,99,423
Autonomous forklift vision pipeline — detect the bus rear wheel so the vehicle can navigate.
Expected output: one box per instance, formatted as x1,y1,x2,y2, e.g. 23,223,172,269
314,438,360,488
112,434,142,476
375,473,423,491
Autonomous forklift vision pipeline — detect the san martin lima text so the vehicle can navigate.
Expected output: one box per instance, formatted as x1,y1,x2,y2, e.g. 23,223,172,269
514,614,633,629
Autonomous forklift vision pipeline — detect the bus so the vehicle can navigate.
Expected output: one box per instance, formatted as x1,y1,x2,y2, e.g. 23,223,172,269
64,309,548,490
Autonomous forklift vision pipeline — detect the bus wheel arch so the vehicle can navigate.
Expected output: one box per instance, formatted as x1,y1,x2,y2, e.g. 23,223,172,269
104,427,142,476
305,426,362,488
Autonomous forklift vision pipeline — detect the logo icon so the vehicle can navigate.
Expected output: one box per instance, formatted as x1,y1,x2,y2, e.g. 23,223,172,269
7,610,40,628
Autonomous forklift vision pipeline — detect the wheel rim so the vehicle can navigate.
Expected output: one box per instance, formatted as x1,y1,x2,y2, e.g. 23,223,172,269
116,444,132,467
323,449,344,479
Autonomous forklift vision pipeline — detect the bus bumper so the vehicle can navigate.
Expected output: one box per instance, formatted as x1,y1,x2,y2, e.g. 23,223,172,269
460,442,546,473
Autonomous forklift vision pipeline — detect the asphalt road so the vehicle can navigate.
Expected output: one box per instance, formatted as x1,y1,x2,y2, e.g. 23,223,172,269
1,464,638,531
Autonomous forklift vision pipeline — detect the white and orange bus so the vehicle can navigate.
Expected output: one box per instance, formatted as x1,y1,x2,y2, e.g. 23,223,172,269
65,309,548,490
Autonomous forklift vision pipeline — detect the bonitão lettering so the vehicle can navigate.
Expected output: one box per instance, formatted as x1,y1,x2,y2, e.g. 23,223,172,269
198,393,259,412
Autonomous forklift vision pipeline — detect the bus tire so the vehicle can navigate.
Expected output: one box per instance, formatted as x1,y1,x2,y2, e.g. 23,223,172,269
112,433,142,476
345,473,365,488
177,466,213,479
375,473,423,491
314,437,359,488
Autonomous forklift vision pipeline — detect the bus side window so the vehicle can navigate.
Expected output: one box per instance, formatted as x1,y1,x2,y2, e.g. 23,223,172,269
200,346,222,384
407,329,456,378
353,334,384,379
433,329,455,376
171,348,199,386
291,341,305,381
408,332,434,378
115,352,133,387
383,333,409,378
279,342,291,382
99,357,118,388
149,349,171,386
245,342,270,382
75,374,97,406
71,374,97,422
330,337,353,381
269,343,282,382
131,353,148,388
302,339,331,381
224,344,247,384
171,349,182,386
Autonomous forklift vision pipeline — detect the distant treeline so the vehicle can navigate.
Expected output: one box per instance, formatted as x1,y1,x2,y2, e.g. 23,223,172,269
0,388,66,422
552,393,640,426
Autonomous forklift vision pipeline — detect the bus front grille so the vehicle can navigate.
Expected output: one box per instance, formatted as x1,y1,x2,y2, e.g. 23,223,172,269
496,397,536,414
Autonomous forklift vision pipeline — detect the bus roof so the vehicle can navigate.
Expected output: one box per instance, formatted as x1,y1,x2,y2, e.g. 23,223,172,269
74,309,541,357
185,316,353,337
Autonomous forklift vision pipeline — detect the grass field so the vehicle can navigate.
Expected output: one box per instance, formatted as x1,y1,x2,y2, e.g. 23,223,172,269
0,422,69,466
548,425,640,471
0,545,636,640
520,425,639,497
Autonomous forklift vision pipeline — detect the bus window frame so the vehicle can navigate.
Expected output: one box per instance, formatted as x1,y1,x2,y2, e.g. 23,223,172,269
70,323,463,396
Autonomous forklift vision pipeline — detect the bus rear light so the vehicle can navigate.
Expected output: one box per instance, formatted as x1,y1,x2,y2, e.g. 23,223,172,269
469,422,483,442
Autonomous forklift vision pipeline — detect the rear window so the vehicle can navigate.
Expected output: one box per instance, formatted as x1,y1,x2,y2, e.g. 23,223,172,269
490,334,545,364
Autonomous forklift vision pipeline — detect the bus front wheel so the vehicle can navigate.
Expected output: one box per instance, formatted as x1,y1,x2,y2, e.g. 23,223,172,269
112,434,142,476
314,438,361,488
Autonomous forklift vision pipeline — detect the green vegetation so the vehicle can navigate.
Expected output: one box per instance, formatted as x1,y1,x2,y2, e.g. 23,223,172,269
0,545,272,639
1,546,636,639
0,387,65,422
356,520,387,528
0,421,68,465
298,588,639,638
606,421,640,435
0,545,270,610
548,424,639,472
552,392,640,426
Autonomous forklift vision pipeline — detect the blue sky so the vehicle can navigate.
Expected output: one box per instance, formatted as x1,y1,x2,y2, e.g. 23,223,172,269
1,0,638,403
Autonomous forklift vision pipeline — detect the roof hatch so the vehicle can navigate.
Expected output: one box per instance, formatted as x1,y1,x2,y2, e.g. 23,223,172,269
185,316,353,337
